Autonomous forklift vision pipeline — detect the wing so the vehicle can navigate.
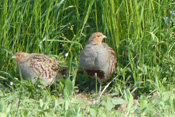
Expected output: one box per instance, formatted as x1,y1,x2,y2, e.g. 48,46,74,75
102,43,117,77
28,54,64,79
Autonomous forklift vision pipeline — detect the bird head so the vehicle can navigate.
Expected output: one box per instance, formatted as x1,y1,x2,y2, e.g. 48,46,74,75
12,52,29,63
87,32,106,45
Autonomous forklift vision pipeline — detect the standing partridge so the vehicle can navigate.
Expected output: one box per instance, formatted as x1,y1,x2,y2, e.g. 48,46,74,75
79,32,117,93
12,52,65,86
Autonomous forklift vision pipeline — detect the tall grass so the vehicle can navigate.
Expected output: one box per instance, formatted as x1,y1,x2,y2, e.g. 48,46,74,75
0,0,175,116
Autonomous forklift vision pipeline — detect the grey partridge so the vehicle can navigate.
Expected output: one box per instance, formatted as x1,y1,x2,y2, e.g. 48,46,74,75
79,32,117,93
12,52,65,86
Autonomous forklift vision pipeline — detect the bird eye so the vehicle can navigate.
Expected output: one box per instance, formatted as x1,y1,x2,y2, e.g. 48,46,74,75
97,35,100,37
17,54,20,56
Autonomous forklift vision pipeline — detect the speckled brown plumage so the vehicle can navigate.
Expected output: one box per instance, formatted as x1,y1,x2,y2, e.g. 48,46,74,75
12,52,65,86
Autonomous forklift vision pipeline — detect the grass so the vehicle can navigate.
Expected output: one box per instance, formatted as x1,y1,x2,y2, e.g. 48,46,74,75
0,0,175,116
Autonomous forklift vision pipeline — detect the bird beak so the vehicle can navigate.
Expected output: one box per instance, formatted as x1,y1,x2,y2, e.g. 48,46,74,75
12,56,16,59
102,35,107,39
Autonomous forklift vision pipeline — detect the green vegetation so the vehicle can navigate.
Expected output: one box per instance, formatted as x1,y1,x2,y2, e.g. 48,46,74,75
0,0,175,116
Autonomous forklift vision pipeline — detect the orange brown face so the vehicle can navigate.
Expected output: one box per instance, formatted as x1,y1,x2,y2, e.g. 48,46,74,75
89,32,107,45
12,52,26,62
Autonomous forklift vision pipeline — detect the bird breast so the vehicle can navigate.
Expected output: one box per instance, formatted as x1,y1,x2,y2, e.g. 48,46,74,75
17,62,36,80
80,44,108,70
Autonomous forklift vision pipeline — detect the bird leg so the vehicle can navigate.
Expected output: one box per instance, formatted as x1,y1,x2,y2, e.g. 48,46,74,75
94,73,98,94
92,81,112,104
99,83,102,95
92,72,100,104
94,73,102,94
94,73,103,103
98,81,112,99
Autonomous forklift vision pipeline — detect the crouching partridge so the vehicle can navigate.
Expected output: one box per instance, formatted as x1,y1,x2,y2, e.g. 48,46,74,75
79,32,117,94
12,52,65,86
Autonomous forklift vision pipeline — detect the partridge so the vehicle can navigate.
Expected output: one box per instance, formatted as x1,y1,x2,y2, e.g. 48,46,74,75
12,52,65,86
79,32,117,93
